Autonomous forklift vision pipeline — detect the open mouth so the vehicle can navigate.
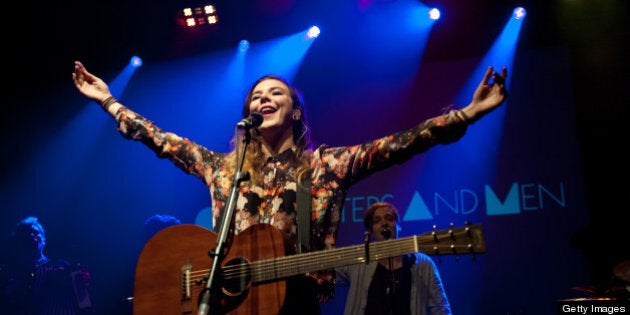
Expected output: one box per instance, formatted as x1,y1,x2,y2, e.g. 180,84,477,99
260,106,277,116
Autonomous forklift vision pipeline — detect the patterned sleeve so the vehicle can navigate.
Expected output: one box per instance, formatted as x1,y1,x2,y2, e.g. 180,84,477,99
321,109,469,186
307,109,468,305
113,106,222,184
309,110,469,266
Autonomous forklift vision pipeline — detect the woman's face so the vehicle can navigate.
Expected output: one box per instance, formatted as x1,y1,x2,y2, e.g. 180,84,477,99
249,78,294,133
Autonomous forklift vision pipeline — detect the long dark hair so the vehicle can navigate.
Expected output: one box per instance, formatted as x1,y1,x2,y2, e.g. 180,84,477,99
228,75,313,185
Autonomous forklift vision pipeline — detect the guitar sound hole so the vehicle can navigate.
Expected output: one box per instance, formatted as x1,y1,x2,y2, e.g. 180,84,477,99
221,257,251,296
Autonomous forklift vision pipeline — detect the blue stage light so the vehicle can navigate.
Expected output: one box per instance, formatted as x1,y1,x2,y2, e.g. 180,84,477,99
306,26,320,39
428,8,441,21
513,7,526,20
130,56,143,68
239,40,250,52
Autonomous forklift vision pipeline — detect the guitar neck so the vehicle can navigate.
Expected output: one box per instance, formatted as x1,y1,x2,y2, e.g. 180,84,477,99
250,223,485,283
134,222,485,315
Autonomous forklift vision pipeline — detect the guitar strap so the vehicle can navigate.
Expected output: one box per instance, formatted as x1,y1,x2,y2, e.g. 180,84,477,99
296,177,311,254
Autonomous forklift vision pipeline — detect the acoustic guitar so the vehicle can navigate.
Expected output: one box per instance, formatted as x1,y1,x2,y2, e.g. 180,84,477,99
133,222,486,315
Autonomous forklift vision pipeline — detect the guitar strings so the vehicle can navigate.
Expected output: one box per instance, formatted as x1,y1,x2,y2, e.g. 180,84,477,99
236,227,479,282
185,230,478,285
185,240,409,283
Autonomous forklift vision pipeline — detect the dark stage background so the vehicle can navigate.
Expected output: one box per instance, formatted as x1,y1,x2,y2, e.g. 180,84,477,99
1,1,627,314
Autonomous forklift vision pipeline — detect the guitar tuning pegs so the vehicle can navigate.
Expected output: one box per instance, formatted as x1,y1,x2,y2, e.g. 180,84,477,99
468,244,477,261
434,249,442,264
451,243,460,262
431,225,439,243
431,224,439,242
464,221,475,238
451,245,460,262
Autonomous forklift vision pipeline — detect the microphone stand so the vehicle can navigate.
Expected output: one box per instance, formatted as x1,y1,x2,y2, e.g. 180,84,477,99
197,125,253,315
388,256,396,314
382,229,397,314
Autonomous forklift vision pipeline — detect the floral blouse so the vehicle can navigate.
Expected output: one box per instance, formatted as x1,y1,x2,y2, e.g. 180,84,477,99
114,106,468,252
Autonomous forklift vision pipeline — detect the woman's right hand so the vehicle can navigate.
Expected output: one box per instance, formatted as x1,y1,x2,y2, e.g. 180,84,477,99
72,61,112,104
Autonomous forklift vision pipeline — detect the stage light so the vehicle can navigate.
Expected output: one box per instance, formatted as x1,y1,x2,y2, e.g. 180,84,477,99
130,56,143,68
513,7,526,20
178,3,219,28
239,40,250,52
428,8,441,20
306,26,320,39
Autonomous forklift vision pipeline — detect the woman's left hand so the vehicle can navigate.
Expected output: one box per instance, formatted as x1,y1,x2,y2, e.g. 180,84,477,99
462,66,508,121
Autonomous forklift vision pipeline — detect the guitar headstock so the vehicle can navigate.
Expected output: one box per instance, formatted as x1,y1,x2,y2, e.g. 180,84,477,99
416,222,487,257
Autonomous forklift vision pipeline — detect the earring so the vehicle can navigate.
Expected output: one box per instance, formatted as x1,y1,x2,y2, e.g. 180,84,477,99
292,110,301,121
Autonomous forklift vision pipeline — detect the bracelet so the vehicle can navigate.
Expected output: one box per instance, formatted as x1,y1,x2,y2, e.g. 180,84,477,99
100,96,118,112
456,109,472,124
458,109,470,122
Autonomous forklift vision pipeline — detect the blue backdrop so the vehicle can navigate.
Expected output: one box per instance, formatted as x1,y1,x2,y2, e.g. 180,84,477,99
0,43,588,315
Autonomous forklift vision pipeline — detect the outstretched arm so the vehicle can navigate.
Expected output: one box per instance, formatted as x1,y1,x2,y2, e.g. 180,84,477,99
72,61,121,116
460,66,508,123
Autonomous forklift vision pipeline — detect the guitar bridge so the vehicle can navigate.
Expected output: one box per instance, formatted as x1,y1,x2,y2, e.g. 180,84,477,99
181,261,192,300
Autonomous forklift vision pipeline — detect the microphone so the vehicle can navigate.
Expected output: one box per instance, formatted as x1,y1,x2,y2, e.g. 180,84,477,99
237,112,263,129
381,228,392,240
